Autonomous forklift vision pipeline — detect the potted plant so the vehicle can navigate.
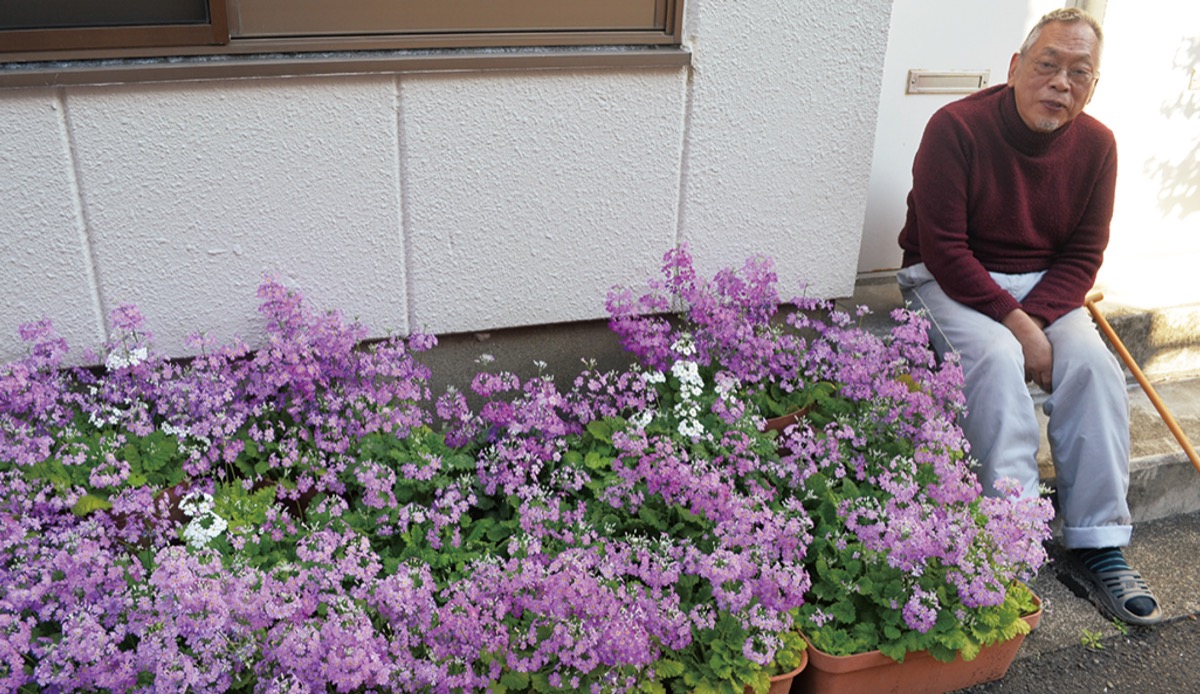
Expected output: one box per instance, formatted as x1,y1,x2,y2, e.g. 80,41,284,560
1,272,812,692
608,246,1054,693
0,250,1051,692
451,358,815,693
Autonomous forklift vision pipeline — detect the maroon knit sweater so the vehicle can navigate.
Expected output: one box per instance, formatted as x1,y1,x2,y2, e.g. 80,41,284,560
898,84,1117,325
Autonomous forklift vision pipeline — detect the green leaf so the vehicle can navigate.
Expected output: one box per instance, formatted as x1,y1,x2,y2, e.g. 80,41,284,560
637,505,664,530
446,451,475,471
499,671,529,690
829,598,856,623
586,418,615,443
487,522,512,542
583,451,611,471
879,639,908,663
928,642,959,664
72,493,113,517
706,653,732,680
654,658,685,679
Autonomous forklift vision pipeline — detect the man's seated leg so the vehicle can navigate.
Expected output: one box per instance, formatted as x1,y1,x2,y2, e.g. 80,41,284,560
1044,308,1163,625
898,264,1042,498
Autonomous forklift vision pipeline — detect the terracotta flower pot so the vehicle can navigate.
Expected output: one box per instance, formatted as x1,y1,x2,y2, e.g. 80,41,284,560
795,600,1042,694
747,648,809,694
763,405,813,436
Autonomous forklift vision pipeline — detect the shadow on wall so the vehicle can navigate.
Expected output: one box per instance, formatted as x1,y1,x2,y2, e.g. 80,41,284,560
1145,36,1200,220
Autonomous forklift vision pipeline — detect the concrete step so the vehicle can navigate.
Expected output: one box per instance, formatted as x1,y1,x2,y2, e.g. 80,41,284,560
1088,296,1200,383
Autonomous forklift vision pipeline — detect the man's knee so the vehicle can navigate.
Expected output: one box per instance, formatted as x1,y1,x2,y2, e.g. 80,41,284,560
961,331,1026,383
1051,331,1123,389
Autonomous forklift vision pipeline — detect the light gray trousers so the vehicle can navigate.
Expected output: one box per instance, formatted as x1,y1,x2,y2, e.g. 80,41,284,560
898,263,1131,549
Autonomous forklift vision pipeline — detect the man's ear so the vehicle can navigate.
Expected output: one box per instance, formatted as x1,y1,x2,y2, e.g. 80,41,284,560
1007,52,1020,85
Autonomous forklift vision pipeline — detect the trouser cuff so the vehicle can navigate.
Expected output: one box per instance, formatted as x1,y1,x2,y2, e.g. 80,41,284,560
1061,524,1132,550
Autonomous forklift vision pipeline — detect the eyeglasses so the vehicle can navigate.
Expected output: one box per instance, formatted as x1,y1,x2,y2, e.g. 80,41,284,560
1029,59,1097,87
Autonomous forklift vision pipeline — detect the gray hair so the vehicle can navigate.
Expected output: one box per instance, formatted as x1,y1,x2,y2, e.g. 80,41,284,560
1018,7,1104,57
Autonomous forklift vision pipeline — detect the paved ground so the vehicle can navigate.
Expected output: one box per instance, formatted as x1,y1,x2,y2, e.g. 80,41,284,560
960,613,1200,693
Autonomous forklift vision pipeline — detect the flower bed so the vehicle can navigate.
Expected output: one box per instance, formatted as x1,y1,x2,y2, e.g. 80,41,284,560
0,248,1051,692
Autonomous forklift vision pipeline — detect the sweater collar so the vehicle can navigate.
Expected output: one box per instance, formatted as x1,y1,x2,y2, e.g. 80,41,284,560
998,85,1073,155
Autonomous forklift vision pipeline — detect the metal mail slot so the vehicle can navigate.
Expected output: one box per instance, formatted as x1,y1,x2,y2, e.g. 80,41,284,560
907,70,990,94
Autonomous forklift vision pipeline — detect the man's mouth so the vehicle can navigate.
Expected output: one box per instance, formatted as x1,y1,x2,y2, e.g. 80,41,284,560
1041,100,1067,111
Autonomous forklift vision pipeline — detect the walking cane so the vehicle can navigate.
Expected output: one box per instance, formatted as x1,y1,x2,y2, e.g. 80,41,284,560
1085,291,1200,474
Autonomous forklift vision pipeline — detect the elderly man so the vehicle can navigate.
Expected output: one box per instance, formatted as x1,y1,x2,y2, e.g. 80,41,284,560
895,8,1162,625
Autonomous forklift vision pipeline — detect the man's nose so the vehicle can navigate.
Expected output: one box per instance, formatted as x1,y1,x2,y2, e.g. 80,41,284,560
1048,68,1072,90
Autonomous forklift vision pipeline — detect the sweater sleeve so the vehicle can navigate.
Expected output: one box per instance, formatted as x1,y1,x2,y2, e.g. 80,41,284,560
1020,140,1117,325
909,109,1021,321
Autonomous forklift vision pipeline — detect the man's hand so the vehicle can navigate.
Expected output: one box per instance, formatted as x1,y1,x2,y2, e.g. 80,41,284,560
1002,309,1053,392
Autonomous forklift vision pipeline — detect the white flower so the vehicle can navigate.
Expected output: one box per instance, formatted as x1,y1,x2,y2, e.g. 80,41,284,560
671,335,697,357
678,418,705,439
160,421,192,439
179,491,215,518
104,346,148,371
182,511,227,549
714,371,741,398
670,360,703,393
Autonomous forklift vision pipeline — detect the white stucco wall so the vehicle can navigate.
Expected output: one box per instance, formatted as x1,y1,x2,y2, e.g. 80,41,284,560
68,77,410,343
402,68,686,335
0,0,894,363
682,1,890,291
1,90,107,355
1089,0,1200,310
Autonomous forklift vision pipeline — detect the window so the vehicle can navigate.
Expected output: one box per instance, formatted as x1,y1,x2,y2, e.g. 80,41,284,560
1,0,683,62
0,0,228,53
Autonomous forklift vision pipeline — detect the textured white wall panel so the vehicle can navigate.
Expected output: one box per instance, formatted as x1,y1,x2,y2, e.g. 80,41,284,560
64,77,407,356
1089,0,1200,310
0,90,106,360
402,68,686,334
680,0,891,297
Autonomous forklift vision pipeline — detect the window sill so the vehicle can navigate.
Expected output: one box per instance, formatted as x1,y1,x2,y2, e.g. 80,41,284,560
0,44,692,89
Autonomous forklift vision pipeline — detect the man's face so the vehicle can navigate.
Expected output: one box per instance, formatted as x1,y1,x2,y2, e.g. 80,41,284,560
1007,21,1101,132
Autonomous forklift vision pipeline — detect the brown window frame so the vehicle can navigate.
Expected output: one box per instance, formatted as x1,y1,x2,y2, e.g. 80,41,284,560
0,0,229,54
0,0,684,64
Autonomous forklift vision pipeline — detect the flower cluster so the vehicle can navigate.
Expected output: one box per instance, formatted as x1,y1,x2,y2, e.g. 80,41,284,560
1,269,815,693
0,247,1052,691
608,246,1052,663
